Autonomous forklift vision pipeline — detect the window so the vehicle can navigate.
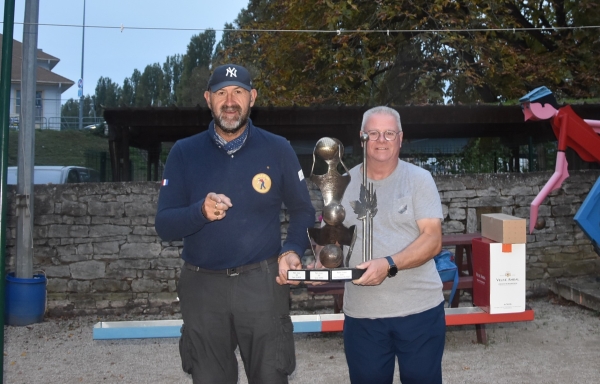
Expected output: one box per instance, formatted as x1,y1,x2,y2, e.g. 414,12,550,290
77,168,100,182
35,91,43,119
15,90,20,115
67,169,80,183
15,90,43,118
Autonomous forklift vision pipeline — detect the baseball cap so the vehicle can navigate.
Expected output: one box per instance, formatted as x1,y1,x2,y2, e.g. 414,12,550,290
207,64,253,92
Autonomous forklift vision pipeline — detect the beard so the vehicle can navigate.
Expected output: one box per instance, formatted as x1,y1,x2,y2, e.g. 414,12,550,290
213,103,251,135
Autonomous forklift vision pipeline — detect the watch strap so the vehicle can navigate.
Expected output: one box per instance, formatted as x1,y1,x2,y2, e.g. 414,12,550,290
385,256,398,277
385,256,395,267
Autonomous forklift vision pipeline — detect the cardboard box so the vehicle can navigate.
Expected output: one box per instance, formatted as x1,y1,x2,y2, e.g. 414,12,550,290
481,213,526,244
472,237,526,314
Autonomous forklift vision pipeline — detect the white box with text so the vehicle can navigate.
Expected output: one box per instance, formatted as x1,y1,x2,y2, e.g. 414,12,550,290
472,237,526,314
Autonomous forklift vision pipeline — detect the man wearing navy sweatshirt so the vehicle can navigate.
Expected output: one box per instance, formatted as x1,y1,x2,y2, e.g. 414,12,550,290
155,64,315,384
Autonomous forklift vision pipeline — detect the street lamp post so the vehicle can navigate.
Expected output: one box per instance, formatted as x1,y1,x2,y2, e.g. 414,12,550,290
78,0,86,130
16,0,39,279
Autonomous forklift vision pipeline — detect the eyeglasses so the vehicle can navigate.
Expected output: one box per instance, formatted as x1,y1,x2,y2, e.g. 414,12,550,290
363,130,400,141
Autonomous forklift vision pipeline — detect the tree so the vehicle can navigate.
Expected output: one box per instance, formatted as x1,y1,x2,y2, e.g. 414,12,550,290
176,30,216,106
456,138,513,173
95,77,121,112
219,0,600,106
82,31,215,109
160,54,183,106
118,69,141,106
61,96,95,118
135,63,165,106
182,30,216,76
213,22,238,65
61,98,79,118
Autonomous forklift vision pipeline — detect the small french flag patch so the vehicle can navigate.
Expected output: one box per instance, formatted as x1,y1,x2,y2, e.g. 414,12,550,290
162,179,169,186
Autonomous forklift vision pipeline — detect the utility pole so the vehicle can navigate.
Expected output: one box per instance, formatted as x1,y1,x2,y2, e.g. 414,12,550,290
78,0,86,130
16,0,39,279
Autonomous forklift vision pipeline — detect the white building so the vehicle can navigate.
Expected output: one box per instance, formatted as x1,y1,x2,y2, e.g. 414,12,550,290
0,33,74,130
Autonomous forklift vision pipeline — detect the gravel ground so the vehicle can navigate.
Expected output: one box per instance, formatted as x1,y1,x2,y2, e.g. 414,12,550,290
3,295,600,383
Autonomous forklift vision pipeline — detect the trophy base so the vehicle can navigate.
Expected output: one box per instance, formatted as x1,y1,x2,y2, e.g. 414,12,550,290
287,268,365,282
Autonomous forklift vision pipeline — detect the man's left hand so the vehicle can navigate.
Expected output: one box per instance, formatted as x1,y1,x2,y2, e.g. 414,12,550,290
352,257,390,286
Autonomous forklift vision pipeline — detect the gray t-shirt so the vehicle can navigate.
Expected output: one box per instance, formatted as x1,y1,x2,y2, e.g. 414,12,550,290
340,160,444,318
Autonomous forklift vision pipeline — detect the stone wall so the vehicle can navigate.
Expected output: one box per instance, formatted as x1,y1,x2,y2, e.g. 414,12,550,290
4,170,599,316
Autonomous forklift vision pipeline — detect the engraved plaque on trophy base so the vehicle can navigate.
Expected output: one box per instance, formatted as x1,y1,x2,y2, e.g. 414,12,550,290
287,268,365,282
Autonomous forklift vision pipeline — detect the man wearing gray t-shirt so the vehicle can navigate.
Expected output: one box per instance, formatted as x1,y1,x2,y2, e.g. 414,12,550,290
341,106,445,384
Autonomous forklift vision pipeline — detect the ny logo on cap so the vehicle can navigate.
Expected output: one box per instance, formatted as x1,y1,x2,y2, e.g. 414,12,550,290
226,67,237,78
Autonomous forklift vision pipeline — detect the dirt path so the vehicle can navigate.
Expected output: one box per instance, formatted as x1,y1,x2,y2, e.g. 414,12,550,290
3,295,599,383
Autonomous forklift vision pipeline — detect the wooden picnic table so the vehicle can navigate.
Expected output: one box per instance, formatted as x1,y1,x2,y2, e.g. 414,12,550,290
308,233,481,310
305,233,506,343
442,232,482,278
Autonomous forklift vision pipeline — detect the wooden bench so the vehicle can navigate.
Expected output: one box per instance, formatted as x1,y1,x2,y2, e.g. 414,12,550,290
306,278,535,344
291,308,534,345
307,277,473,315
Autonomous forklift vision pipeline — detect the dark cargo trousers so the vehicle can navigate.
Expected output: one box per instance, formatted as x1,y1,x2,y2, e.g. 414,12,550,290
177,259,295,384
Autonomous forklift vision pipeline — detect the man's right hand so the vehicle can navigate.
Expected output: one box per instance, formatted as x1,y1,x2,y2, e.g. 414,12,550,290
276,252,302,286
202,192,233,221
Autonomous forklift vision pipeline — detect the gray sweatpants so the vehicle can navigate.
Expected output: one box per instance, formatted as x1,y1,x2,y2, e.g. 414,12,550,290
177,259,294,384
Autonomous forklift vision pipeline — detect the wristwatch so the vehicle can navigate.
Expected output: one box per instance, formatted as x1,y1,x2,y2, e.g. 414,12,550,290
385,256,398,277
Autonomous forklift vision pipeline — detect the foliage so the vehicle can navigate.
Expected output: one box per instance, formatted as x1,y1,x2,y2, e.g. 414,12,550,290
460,138,507,173
309,136,553,176
161,54,184,106
526,141,557,172
7,130,108,167
216,0,600,106
175,30,216,107
65,30,215,112
134,63,164,106
69,1,599,113
60,96,96,118
94,77,121,112
57,0,597,181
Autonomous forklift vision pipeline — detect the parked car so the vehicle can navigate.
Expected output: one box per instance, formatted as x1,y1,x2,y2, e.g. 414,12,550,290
82,121,109,136
6,166,100,185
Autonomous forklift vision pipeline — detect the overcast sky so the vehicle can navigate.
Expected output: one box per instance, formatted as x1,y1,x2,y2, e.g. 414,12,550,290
1,0,249,102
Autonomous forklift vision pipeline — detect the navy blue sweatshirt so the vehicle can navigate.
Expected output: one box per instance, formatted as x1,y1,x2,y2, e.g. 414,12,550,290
155,120,315,269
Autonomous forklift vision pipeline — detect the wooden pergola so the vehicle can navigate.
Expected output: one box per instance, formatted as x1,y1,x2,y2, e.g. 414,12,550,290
104,104,600,181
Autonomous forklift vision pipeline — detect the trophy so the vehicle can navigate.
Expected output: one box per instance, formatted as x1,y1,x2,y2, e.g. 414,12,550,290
351,132,378,264
287,135,377,281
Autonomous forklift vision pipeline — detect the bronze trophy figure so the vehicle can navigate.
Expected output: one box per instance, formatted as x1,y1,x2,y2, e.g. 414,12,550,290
287,137,371,281
308,138,356,268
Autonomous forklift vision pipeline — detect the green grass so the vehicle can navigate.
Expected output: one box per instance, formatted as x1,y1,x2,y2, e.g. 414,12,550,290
7,129,109,167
